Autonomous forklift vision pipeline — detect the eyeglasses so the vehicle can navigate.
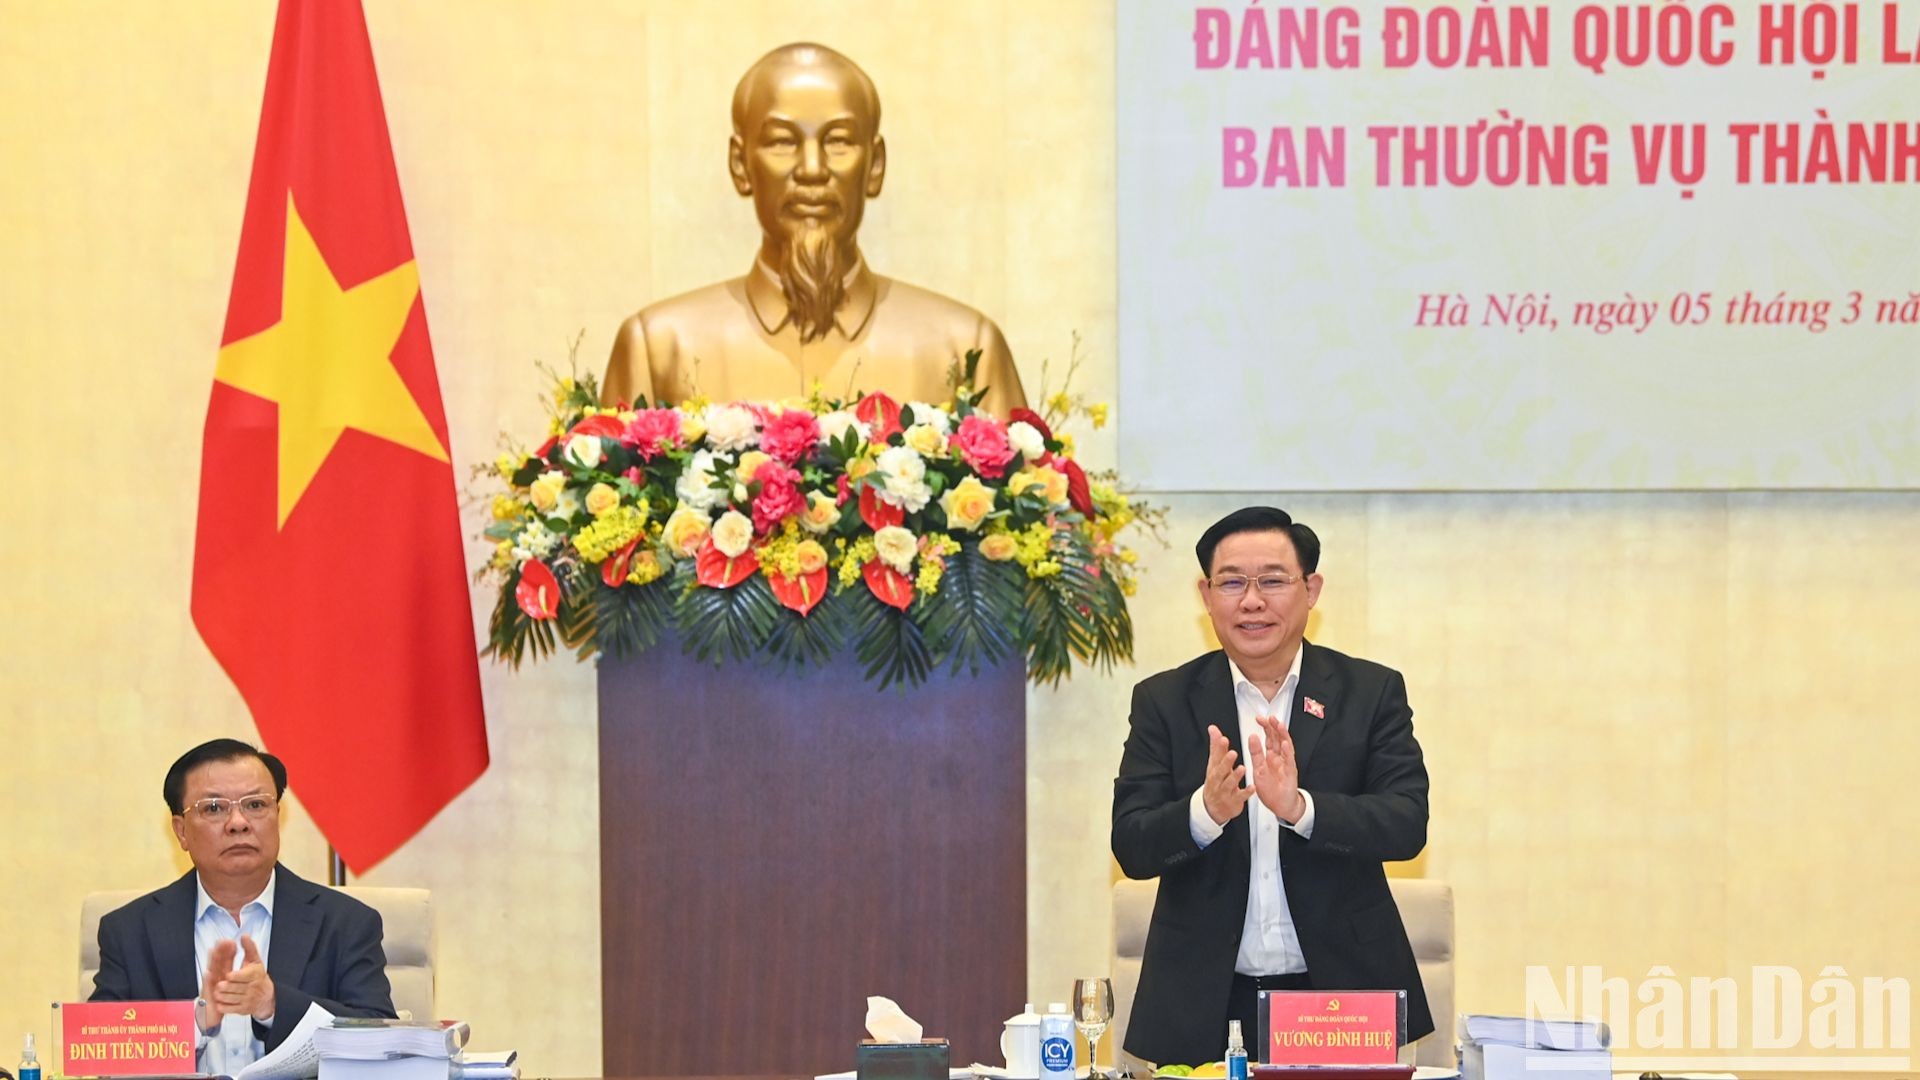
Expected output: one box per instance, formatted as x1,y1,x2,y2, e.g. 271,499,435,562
182,795,279,822
1208,573,1300,597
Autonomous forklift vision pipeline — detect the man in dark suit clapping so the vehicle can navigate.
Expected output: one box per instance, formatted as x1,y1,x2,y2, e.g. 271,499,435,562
1112,507,1433,1065
91,739,396,1074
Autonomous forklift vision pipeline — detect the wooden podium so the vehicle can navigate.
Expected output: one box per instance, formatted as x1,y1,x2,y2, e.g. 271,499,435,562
598,645,1027,1075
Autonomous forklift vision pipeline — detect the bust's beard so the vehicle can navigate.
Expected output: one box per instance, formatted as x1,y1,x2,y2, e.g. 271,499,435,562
778,224,852,344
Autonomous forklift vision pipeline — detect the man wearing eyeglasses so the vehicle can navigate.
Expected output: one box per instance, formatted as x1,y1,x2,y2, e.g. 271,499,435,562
90,739,396,1073
1112,507,1432,1066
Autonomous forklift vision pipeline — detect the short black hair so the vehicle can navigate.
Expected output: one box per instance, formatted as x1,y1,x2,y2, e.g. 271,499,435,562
1195,506,1321,576
163,738,288,814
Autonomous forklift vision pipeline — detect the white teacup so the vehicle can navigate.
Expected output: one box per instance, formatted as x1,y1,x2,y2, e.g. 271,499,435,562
1001,1005,1042,1077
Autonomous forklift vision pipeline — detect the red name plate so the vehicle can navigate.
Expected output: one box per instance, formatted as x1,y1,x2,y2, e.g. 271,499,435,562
1264,991,1399,1065
59,1000,197,1076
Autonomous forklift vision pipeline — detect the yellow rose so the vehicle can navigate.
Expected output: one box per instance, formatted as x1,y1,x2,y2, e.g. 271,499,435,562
939,475,996,532
680,413,707,444
873,525,917,573
663,506,712,558
979,534,1018,562
736,450,771,482
528,472,567,514
584,482,620,518
711,510,754,558
1008,467,1069,506
1039,467,1070,505
800,491,842,534
847,456,876,483
903,423,944,456
795,539,829,575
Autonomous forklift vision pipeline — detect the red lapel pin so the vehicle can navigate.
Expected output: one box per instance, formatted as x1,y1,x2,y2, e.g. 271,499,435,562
1303,696,1325,719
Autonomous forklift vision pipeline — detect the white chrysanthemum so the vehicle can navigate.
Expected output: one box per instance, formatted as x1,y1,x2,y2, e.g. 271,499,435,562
876,445,925,483
874,445,932,513
873,525,917,573
704,404,761,452
1007,421,1047,462
904,401,952,434
817,409,871,445
675,450,727,512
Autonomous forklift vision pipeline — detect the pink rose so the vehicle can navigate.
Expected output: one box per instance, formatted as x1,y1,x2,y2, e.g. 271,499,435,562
751,460,806,534
621,408,683,461
760,409,823,465
953,415,1015,479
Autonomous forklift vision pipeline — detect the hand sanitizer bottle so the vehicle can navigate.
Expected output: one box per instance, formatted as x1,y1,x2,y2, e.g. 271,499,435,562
1225,1020,1248,1080
19,1033,41,1080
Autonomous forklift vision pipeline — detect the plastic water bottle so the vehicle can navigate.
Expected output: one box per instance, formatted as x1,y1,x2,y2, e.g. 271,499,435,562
1040,1003,1075,1080
19,1033,41,1080
1226,1019,1248,1080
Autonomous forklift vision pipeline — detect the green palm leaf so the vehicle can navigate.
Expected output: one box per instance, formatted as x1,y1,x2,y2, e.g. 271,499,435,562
923,540,1022,675
673,567,781,665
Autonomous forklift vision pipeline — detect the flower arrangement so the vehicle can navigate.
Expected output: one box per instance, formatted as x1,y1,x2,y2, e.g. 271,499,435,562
476,351,1154,687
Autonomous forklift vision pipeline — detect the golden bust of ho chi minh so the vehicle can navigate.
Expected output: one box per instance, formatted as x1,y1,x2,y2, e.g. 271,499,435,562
603,43,1028,416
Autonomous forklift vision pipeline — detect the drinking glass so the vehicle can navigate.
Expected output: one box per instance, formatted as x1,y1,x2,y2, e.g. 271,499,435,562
1073,977,1115,1079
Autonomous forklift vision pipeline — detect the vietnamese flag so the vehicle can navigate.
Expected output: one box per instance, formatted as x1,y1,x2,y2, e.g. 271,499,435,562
191,0,487,871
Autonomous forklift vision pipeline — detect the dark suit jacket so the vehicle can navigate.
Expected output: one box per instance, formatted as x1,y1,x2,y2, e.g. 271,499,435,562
90,865,397,1050
1111,642,1433,1065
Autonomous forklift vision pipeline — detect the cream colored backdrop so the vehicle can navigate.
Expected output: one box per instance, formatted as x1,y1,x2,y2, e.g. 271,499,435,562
3,1,1915,1072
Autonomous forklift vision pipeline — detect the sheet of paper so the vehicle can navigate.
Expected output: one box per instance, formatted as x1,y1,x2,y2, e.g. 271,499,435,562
233,1002,335,1080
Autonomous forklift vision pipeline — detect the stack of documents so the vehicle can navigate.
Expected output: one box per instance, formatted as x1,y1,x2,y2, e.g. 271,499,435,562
312,1021,473,1080
1457,1015,1610,1080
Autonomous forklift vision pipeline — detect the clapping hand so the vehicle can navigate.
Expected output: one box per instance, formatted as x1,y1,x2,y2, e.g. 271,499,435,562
1200,724,1254,825
204,935,276,1025
1248,714,1305,824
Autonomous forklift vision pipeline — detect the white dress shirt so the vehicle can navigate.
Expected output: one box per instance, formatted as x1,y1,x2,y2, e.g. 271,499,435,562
193,870,275,1076
1186,648,1318,975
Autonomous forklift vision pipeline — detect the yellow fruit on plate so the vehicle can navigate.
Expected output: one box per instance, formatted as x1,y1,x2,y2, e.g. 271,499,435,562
1191,1063,1228,1078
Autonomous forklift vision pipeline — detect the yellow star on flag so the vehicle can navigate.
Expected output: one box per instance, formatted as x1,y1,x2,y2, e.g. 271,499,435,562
215,193,448,527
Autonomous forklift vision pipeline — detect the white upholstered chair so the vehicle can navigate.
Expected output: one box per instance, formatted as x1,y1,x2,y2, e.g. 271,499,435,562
1110,876,1456,1070
79,885,436,1021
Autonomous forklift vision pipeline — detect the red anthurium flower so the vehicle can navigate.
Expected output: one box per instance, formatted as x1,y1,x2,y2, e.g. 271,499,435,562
515,560,560,620
769,568,830,616
601,536,643,588
695,539,760,589
1009,407,1054,442
862,559,915,611
1060,457,1095,517
854,392,904,442
859,484,905,530
570,413,626,439
534,434,558,460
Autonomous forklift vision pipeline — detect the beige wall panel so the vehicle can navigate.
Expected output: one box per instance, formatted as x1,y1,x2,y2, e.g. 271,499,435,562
1722,494,1920,1035
1362,496,1733,1029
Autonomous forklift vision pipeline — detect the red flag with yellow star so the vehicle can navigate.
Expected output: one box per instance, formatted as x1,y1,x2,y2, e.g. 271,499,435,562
192,0,487,872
